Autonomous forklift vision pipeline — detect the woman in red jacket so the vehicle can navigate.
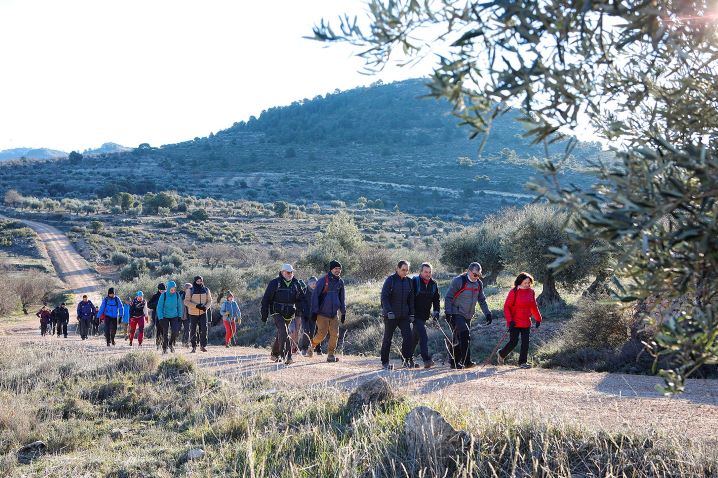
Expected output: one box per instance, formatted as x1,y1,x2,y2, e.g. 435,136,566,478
497,272,542,369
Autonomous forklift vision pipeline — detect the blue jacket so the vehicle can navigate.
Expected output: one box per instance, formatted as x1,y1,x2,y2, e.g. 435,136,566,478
122,304,130,324
98,296,123,319
76,300,96,320
300,286,314,319
311,273,346,319
157,291,183,320
219,300,241,321
380,273,415,319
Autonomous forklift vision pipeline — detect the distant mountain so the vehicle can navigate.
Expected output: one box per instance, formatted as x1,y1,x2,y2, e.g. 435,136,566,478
0,79,607,220
0,147,67,161
83,143,132,155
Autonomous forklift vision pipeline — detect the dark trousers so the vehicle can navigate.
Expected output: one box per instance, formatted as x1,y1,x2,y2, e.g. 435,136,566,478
40,321,48,336
78,317,91,338
189,313,208,349
180,319,190,344
56,319,68,338
411,319,431,363
447,315,472,366
49,317,56,334
380,317,412,364
271,314,292,360
91,317,100,335
104,316,118,345
299,318,321,352
158,317,180,351
499,327,531,365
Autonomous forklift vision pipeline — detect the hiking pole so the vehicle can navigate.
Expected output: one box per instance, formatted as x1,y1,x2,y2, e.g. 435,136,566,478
478,328,510,370
434,316,457,366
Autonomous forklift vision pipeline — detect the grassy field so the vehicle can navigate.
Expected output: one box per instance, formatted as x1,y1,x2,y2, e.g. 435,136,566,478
0,345,714,477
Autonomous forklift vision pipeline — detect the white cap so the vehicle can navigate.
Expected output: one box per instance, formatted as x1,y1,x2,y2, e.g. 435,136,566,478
280,263,295,273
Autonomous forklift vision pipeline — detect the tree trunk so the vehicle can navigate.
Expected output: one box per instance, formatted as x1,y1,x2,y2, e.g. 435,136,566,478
483,266,503,286
583,270,611,298
537,273,564,307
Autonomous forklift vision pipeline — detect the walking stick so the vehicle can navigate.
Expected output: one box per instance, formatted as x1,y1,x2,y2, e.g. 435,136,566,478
478,328,510,369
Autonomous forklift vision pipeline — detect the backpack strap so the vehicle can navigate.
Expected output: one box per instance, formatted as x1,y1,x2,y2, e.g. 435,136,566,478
452,274,475,300
413,276,421,296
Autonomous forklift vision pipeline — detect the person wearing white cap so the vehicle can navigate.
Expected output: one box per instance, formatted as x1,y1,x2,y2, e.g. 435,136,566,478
260,263,305,365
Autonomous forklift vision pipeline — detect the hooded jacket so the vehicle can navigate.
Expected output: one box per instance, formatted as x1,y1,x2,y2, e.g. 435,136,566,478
311,273,346,319
184,282,213,316
157,290,183,320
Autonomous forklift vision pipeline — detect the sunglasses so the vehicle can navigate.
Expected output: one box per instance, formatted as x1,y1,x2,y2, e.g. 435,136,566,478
470,272,481,278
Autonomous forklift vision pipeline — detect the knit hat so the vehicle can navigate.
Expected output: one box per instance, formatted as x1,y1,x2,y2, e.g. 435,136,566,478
226,290,234,298
328,260,342,271
308,276,318,284
108,287,115,295
136,291,143,297
167,280,177,289
157,283,166,291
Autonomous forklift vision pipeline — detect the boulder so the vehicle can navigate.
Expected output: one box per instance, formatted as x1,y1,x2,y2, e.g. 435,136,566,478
404,406,471,474
110,428,126,440
185,448,206,461
17,440,47,464
346,377,397,416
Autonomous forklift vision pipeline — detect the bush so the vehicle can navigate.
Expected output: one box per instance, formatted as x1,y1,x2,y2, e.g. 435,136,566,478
303,211,365,273
157,356,195,378
116,353,160,374
120,259,149,281
11,273,57,314
111,252,130,265
440,221,504,282
187,209,209,221
89,221,104,234
562,300,631,350
354,247,395,281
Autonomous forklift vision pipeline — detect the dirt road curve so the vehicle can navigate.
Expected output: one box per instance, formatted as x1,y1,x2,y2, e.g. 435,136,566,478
3,219,717,445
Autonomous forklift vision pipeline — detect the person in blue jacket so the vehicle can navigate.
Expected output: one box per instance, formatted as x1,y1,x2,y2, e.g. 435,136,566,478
307,260,346,363
76,294,96,341
120,297,131,341
156,281,184,354
98,288,123,347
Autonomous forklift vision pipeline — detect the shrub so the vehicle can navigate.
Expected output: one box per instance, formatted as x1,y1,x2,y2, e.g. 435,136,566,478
120,259,149,281
115,353,160,374
187,209,209,221
440,221,504,283
111,252,130,265
562,300,631,350
354,247,395,281
157,356,195,378
89,220,104,234
11,273,57,314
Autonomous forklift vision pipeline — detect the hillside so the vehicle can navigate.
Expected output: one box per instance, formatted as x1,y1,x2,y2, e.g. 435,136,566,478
0,79,606,220
0,148,67,161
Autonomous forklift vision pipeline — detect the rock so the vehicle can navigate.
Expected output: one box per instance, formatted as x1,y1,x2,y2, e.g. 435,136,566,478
17,440,47,464
346,377,397,416
185,448,206,461
110,428,126,440
404,406,471,474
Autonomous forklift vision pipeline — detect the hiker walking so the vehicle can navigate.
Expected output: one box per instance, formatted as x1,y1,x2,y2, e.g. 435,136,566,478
444,262,494,369
48,303,56,335
120,297,131,341
185,276,213,353
180,283,192,347
261,263,304,365
299,276,322,356
52,303,70,338
219,290,241,347
76,295,96,340
380,260,415,369
411,262,440,368
36,305,51,336
146,283,165,350
307,260,346,363
128,291,149,347
156,281,183,354
98,288,123,346
497,272,542,369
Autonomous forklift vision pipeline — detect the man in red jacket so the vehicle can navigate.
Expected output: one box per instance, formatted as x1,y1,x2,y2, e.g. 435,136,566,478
498,272,543,368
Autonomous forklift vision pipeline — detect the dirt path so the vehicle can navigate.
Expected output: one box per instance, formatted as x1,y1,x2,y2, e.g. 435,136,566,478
3,219,717,446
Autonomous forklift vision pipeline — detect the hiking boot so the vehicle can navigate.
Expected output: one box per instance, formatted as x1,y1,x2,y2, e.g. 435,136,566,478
169,344,175,353
306,348,313,358
315,349,323,356
382,363,393,370
403,360,418,369
519,363,531,369
106,342,110,347
191,347,197,353
326,355,339,363
301,349,307,356
497,353,505,366
424,360,434,369
270,355,279,362
463,361,477,369
285,357,294,365
111,339,116,346
200,347,207,352
225,344,230,348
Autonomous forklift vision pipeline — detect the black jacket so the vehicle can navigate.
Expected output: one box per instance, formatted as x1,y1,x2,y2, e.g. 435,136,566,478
147,291,162,320
51,306,69,323
380,273,415,319
411,276,440,320
261,274,305,320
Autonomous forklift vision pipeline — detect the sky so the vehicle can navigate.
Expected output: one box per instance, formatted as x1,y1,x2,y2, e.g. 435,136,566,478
0,0,433,152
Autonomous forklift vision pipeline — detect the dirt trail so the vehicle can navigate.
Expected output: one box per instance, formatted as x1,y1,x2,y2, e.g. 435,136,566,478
2,219,717,446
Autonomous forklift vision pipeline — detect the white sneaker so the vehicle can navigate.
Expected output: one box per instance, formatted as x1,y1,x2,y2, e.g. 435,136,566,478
497,354,505,365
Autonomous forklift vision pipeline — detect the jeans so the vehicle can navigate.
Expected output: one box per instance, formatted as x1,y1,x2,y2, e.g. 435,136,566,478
411,319,431,363
499,327,531,365
189,313,208,349
380,317,412,364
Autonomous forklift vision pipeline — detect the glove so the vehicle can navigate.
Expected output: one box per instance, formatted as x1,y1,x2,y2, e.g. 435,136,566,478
261,315,267,323
387,312,395,321
509,321,516,329
432,311,440,321
340,313,346,324
484,313,493,326
409,315,415,323
535,321,541,329
197,304,206,311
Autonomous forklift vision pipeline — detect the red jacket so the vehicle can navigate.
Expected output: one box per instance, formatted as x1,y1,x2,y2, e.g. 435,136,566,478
503,288,542,328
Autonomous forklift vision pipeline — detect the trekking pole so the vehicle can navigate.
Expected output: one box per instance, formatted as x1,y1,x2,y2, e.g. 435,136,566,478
478,328,510,370
433,317,457,366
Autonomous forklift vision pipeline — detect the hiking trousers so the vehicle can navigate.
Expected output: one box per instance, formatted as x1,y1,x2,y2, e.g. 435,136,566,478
223,320,237,345
180,318,190,344
270,314,292,360
158,317,180,351
56,319,68,338
189,313,208,349
40,321,48,336
78,317,91,339
129,316,145,345
380,317,412,364
411,318,431,363
311,315,339,355
447,315,472,366
499,327,530,365
104,316,118,345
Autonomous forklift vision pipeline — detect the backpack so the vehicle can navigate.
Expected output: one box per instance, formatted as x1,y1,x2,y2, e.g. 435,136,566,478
413,276,437,297
451,274,480,300
103,296,121,317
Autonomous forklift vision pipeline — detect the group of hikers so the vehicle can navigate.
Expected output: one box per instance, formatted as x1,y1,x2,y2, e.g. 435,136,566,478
35,260,543,369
